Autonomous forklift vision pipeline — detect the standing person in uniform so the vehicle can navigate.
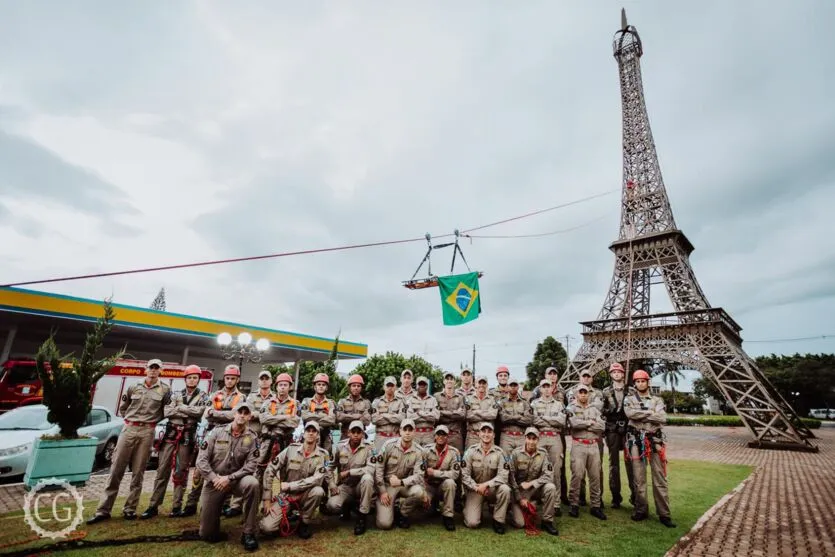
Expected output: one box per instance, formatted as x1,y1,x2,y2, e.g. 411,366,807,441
396,369,417,404
567,370,604,507
461,422,510,534
370,376,407,452
181,364,244,517
463,376,500,449
455,368,475,398
88,359,170,524
530,379,565,496
508,427,558,535
374,419,425,530
601,362,635,508
225,369,275,518
422,424,460,531
326,420,375,535
488,365,511,400
624,370,676,528
300,373,337,453
567,384,606,520
498,378,532,454
260,422,330,539
407,376,440,447
336,374,371,439
195,401,260,551
143,364,209,518
259,373,300,456
530,367,568,504
434,372,466,453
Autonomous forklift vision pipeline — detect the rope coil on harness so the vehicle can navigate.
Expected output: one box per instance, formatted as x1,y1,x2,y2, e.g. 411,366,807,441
271,494,302,537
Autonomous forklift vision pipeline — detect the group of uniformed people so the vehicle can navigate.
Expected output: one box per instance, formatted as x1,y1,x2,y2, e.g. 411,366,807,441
85,359,676,551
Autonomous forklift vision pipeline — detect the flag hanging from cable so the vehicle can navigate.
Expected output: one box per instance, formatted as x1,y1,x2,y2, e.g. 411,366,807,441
438,272,482,326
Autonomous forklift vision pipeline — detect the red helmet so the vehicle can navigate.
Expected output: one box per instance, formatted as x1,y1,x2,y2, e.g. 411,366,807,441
609,362,625,373
496,365,509,375
632,369,650,381
348,374,364,386
313,373,330,385
183,364,202,377
275,373,293,384
224,364,241,377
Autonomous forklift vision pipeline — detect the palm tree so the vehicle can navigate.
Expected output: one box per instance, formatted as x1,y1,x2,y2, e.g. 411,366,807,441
660,367,685,413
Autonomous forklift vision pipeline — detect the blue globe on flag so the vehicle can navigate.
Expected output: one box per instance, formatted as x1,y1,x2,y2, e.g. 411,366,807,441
455,288,472,312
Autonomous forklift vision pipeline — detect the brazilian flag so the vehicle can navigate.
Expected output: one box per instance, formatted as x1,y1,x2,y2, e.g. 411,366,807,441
438,272,482,326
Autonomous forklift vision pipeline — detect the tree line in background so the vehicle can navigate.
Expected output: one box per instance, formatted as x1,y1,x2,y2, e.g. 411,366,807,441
263,335,834,418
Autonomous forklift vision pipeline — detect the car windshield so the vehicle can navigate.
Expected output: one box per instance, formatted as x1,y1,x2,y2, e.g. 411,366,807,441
0,406,52,430
2,365,39,385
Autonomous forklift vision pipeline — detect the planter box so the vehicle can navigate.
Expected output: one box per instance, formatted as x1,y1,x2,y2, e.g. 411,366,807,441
23,436,98,489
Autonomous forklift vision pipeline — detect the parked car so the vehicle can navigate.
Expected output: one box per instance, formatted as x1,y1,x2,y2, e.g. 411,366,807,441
0,404,124,481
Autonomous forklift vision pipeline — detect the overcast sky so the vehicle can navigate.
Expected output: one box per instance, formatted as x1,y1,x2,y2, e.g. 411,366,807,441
1,1,833,383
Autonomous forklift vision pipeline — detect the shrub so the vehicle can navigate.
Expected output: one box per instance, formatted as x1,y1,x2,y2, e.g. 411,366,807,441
665,416,821,429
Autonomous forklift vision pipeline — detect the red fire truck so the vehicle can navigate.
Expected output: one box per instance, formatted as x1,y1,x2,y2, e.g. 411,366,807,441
0,358,214,416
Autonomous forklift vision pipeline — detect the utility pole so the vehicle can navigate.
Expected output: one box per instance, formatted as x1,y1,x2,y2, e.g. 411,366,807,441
472,344,476,373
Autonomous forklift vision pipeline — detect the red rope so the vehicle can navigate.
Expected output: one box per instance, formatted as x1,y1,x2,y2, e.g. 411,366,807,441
521,501,540,536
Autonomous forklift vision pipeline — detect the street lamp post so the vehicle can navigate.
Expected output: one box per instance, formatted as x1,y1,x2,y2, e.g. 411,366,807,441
217,331,271,375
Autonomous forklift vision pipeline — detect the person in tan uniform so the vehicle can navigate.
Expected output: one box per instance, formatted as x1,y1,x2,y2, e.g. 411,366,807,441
488,365,511,401
259,372,300,456
395,368,417,404
530,378,565,493
226,369,275,517
498,378,532,454
567,369,604,507
374,419,425,530
260,421,330,539
461,422,510,534
143,364,209,519
371,376,407,452
407,376,440,447
601,362,636,508
434,372,466,452
195,401,260,551
508,427,558,535
530,367,569,505
336,374,372,438
455,368,475,398
421,424,460,531
567,384,606,520
624,369,676,528
300,373,337,453
181,364,244,517
463,376,500,449
326,420,374,535
88,358,171,523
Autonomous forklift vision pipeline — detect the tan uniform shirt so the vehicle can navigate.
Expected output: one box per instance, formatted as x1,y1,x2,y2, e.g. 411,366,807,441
395,387,418,405
262,443,329,499
205,388,245,426
531,396,566,433
462,444,509,490
120,379,170,423
336,396,372,431
488,386,510,401
498,396,533,432
196,423,259,482
567,385,604,411
568,403,606,440
300,396,337,431
258,396,300,437
464,393,501,428
624,392,667,433
375,440,424,492
423,444,461,486
371,395,407,435
330,439,374,488
509,447,553,501
434,391,466,427
455,385,476,398
245,389,275,436
163,387,209,426
406,394,441,429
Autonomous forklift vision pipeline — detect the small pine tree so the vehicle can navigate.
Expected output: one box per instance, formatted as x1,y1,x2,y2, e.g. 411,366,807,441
150,288,166,311
525,336,568,390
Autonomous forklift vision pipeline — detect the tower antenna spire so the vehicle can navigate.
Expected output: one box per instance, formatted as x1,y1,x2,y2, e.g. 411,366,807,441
621,7,627,30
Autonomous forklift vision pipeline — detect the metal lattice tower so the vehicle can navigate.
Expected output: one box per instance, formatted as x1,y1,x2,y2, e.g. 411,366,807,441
558,10,817,452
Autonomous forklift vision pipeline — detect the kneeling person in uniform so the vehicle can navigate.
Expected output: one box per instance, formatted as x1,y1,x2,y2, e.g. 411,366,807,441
196,401,260,552
260,421,330,539
374,419,426,530
422,424,460,531
326,420,375,535
461,422,511,534
508,427,558,535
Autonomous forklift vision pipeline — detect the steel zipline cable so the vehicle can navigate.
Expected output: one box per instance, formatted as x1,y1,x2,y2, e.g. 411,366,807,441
1,190,616,288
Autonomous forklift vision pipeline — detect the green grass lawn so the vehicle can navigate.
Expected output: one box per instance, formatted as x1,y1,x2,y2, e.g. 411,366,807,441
0,459,753,557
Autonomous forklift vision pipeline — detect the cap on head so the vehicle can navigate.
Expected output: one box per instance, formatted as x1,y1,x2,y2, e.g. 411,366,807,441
224,364,241,377
509,378,519,386
476,376,488,384
146,358,163,369
183,364,202,377
524,426,540,438
479,422,495,431
578,385,589,393
234,400,253,413
401,369,413,378
348,420,365,433
580,370,592,377
460,368,472,375
304,421,321,433
416,376,429,385
400,418,416,430
258,370,272,380
434,424,450,435
443,371,455,379
545,366,558,375
384,376,397,386
540,378,552,387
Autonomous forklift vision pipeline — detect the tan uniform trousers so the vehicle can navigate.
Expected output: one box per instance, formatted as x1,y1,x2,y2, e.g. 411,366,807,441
464,427,484,451
425,479,457,518
228,441,274,511
376,485,425,530
199,476,259,538
537,432,564,488
463,484,511,528
96,424,156,515
629,440,670,518
260,486,325,533
414,428,435,448
509,483,557,527
499,431,525,454
569,440,602,507
148,436,195,509
325,475,375,515
373,432,399,453
445,429,464,454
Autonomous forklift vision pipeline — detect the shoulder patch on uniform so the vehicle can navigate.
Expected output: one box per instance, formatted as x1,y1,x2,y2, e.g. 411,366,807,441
460,460,467,468
503,463,510,470
200,440,208,450
254,449,260,458
453,463,460,470
319,466,326,473
420,463,426,470
272,456,280,465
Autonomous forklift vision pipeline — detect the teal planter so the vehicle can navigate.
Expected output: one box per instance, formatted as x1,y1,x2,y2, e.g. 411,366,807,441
23,436,98,489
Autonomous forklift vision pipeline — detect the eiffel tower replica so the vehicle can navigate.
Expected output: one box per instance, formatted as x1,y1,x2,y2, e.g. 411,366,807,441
558,10,817,452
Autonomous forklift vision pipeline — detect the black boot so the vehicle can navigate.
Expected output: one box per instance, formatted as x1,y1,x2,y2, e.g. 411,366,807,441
354,512,368,536
442,516,456,531
397,514,411,529
660,516,677,528
139,506,158,520
631,511,648,521
86,513,110,525
241,533,259,552
223,507,243,518
611,498,622,509
297,521,313,539
169,506,182,518
590,507,607,520
340,502,353,522
181,505,197,517
492,519,505,535
569,505,579,518
541,521,559,536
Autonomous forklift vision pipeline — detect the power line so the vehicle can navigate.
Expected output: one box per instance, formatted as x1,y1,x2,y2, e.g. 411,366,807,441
464,215,608,239
2,190,617,288
745,334,835,344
